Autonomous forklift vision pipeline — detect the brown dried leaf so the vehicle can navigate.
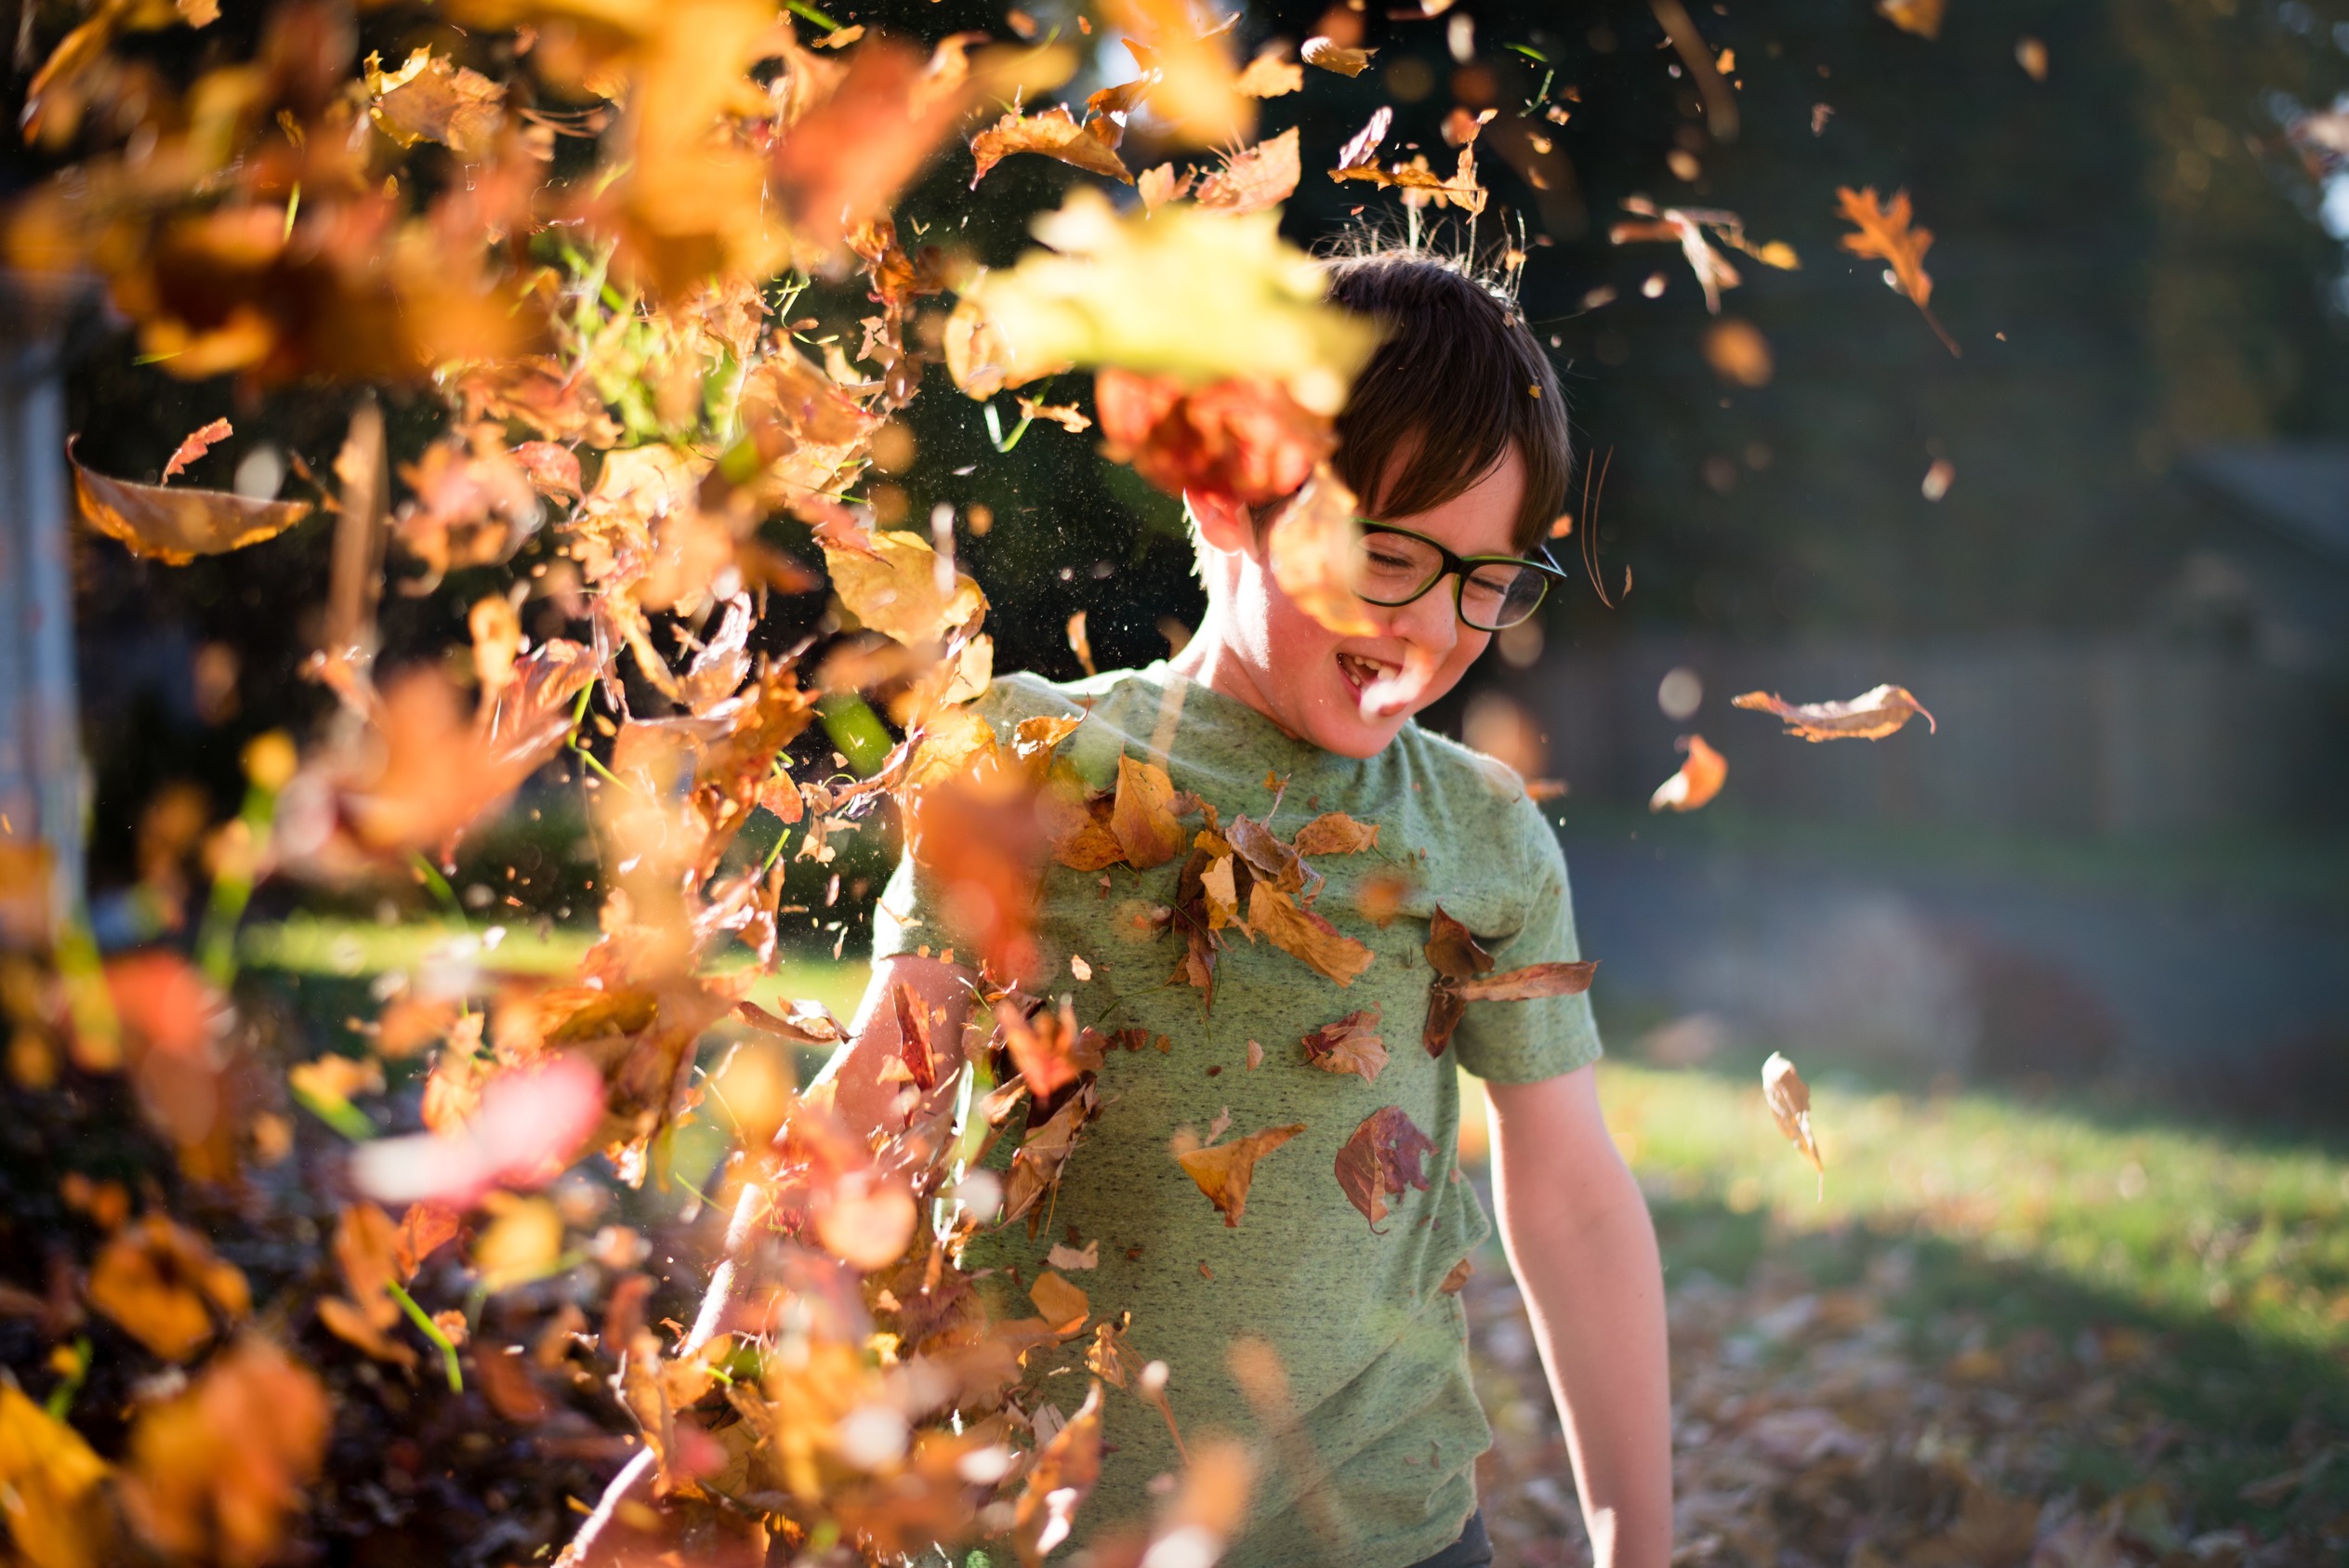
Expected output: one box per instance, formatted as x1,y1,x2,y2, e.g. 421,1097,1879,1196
1836,187,1960,355
1878,0,1944,40
1137,161,1195,211
1247,881,1373,986
121,1338,328,1568
1014,1380,1103,1564
970,102,1134,188
1291,811,1379,857
1096,369,1336,507
86,1216,251,1363
160,418,231,483
1648,733,1727,813
1176,1122,1305,1227
1730,684,1937,742
1194,125,1300,214
1027,1269,1090,1336
1333,1105,1435,1232
1225,814,1306,895
824,529,987,648
891,982,936,1092
1329,146,1487,216
1111,754,1186,869
1300,35,1377,75
72,441,312,566
1423,904,1495,983
1452,961,1598,1003
1762,1050,1825,1181
1234,46,1302,97
1300,1008,1388,1083
365,47,506,161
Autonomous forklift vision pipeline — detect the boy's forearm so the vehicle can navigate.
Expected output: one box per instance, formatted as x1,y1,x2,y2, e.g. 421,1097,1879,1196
1486,1074,1673,1568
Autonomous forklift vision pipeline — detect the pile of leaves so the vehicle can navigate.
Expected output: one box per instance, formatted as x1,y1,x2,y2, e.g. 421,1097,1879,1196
0,0,1985,1563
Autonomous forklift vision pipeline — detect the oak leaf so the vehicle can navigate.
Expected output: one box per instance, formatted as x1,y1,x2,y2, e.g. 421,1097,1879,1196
1836,186,1960,355
1648,733,1727,812
72,440,312,566
1300,1008,1388,1083
1247,881,1373,985
1731,684,1936,742
1176,1122,1306,1227
1334,1106,1435,1232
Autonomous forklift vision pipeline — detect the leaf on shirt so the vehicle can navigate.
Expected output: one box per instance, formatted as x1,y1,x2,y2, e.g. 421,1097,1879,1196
1300,1008,1387,1083
1356,867,1414,928
1111,754,1186,869
1176,1122,1305,1227
1291,811,1379,857
1003,1081,1098,1233
1334,1106,1435,1232
1763,1050,1825,1193
1247,881,1373,986
1225,814,1309,897
1169,844,1226,1005
1648,734,1728,813
1731,684,1937,742
1453,962,1598,1004
891,982,936,1092
1042,764,1128,871
1046,1238,1099,1271
996,995,1102,1111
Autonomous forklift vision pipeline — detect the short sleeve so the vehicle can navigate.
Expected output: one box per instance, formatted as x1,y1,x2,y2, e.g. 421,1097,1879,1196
1446,796,1604,1085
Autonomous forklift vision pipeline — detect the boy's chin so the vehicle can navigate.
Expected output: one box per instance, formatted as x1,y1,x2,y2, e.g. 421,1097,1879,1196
1298,695,1413,758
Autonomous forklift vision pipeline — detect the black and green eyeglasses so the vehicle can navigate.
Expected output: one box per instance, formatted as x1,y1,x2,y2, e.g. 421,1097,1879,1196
1349,521,1569,631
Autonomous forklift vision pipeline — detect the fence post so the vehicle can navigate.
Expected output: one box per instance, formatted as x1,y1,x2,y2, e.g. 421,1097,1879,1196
0,273,90,944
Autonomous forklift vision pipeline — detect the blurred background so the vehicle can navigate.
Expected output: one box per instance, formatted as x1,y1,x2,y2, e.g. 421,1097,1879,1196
5,0,2348,1562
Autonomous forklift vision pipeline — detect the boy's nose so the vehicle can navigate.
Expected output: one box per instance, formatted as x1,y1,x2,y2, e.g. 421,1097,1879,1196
1383,575,1462,652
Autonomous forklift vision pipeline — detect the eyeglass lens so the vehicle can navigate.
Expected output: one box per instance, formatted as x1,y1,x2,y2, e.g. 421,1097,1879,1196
1351,531,1546,630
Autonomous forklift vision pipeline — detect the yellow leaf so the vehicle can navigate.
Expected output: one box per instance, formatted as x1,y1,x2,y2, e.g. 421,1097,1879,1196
1176,1123,1305,1226
1111,754,1185,868
0,1383,112,1568
1246,881,1373,985
823,529,986,649
86,1216,250,1363
72,441,311,566
1027,1269,1090,1335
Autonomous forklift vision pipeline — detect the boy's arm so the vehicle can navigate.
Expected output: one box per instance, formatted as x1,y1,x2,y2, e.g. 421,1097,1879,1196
812,954,978,1139
1484,1065,1673,1568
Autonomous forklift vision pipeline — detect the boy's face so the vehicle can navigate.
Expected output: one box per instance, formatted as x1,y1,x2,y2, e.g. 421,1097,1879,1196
1184,445,1528,759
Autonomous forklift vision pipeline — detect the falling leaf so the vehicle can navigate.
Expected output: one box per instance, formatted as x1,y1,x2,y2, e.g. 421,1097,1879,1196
1019,395,1093,435
1265,465,1378,636
1836,187,1960,356
1300,35,1377,75
1649,734,1728,812
1014,1380,1102,1562
1356,868,1412,928
1111,754,1186,868
1762,1050,1825,1186
86,1215,251,1363
121,1338,329,1568
1609,201,1742,315
951,188,1379,417
1246,880,1373,985
350,1054,604,1206
1329,146,1487,217
1336,106,1392,173
997,997,1102,1104
1300,1008,1388,1083
1921,458,1955,500
1291,811,1379,857
316,1203,418,1370
73,440,312,566
160,418,232,483
2016,36,2049,82
1027,1269,1091,1335
1096,369,1336,508
1234,46,1301,97
1877,0,1944,40
1703,319,1774,387
1065,610,1097,677
0,1382,113,1568
468,595,523,696
1359,641,1445,720
1137,161,1194,211
1003,1082,1097,1230
824,529,987,649
1334,1106,1435,1232
1194,125,1300,214
1732,685,1937,742
364,47,506,161
970,102,1133,188
891,982,937,1092
1176,1122,1305,1227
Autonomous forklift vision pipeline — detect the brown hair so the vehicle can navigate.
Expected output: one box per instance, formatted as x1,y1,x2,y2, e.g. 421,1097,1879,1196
1321,249,1571,554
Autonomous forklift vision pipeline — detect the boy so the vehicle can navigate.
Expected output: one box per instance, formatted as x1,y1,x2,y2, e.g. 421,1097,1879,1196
832,253,1672,1567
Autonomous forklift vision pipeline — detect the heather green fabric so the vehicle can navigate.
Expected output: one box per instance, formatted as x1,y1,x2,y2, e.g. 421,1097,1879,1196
872,662,1601,1568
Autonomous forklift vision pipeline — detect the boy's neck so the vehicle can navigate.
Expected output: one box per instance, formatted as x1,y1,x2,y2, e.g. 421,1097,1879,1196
1165,608,1308,744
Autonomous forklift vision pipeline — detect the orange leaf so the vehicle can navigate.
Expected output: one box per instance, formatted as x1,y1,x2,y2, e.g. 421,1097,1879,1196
86,1216,250,1363
1096,369,1335,508
1291,810,1379,857
1246,881,1373,986
159,418,231,484
1731,684,1936,742
1835,186,1960,355
1877,0,1944,40
1452,961,1598,1003
1265,465,1378,637
1111,753,1185,869
1234,46,1301,98
1300,35,1376,75
0,1382,112,1567
891,982,936,1092
72,440,311,566
122,1338,329,1568
970,102,1133,188
1648,734,1727,813
1176,1122,1305,1226
1027,1269,1090,1335
1300,1008,1387,1083
1194,125,1300,215
1333,1106,1434,1232
998,997,1102,1104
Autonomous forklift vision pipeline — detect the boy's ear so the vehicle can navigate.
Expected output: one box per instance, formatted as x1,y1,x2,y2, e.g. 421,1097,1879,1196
1184,491,1260,559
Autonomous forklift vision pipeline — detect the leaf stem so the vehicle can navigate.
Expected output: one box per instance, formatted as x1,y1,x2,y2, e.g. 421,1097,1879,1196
387,1280,464,1393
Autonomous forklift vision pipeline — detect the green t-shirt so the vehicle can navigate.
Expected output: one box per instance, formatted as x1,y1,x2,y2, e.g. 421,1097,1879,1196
874,662,1602,1568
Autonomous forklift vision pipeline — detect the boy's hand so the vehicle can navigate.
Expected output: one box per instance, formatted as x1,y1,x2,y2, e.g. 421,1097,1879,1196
1484,1066,1674,1568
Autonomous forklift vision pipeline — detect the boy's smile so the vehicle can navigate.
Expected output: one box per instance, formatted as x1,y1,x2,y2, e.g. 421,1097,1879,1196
1174,444,1530,759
